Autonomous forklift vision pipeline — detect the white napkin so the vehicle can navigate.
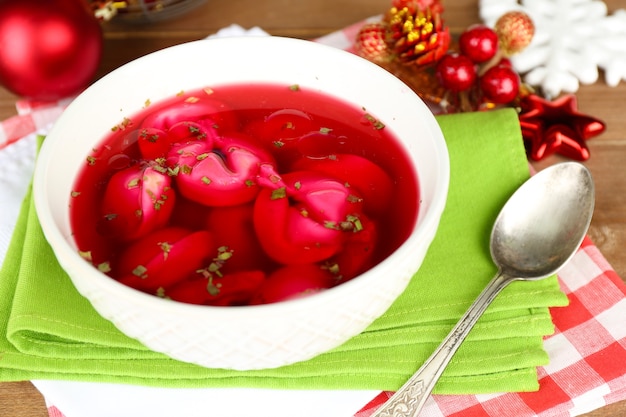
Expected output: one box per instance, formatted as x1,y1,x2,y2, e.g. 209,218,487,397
0,132,37,262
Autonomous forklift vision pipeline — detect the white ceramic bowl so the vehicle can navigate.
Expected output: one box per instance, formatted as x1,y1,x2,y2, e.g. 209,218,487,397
33,36,449,371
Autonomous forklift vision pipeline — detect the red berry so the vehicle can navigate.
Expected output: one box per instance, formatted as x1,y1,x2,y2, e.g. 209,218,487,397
480,65,520,104
497,57,513,68
459,25,499,63
435,54,477,92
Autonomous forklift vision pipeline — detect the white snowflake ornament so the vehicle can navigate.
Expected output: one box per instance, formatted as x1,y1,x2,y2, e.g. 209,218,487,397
591,9,626,87
480,0,626,97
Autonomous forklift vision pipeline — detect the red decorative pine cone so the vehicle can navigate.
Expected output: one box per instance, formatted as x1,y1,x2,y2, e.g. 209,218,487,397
384,4,450,66
354,22,393,64
391,0,444,15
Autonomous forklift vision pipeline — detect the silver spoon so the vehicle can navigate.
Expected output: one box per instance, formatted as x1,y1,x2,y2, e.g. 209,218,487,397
371,162,595,417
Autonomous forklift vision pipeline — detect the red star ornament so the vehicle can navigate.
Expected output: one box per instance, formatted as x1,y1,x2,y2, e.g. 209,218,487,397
518,94,606,161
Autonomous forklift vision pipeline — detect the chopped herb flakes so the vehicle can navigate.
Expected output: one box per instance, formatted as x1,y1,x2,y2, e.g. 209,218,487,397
324,220,338,230
139,129,159,143
216,246,233,261
158,241,172,260
121,118,132,130
78,250,93,262
271,186,287,200
364,113,385,130
340,220,354,231
132,265,148,278
324,262,341,275
156,287,170,299
347,194,363,204
198,246,234,282
127,178,140,189
206,280,221,296
208,262,223,277
343,215,364,232
269,174,281,184
152,165,167,174
97,262,111,273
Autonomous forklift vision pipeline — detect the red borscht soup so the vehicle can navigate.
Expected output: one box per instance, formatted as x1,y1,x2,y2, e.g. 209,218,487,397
70,83,418,306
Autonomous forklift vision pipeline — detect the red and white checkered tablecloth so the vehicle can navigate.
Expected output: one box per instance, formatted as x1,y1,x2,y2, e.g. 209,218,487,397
356,237,626,417
0,98,72,151
0,20,624,417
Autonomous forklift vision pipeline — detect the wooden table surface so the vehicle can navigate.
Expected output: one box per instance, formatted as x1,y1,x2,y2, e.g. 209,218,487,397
1,0,624,416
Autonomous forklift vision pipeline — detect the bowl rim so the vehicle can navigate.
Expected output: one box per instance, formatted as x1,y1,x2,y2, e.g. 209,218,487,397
33,36,450,318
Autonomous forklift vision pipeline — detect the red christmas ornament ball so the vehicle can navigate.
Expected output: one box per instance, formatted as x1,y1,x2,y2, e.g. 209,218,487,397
459,24,499,63
0,0,103,100
435,53,476,92
480,64,520,104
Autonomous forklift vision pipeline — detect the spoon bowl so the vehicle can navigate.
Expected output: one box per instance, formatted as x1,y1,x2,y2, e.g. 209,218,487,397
372,162,595,417
491,162,595,279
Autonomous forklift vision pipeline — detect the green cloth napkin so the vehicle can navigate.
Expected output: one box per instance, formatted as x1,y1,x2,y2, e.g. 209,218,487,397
0,109,568,394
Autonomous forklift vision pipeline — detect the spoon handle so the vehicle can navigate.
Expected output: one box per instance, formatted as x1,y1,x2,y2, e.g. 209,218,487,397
370,272,513,417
